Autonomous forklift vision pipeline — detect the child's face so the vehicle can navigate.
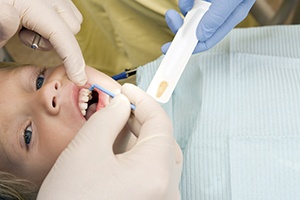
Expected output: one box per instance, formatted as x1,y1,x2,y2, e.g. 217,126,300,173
0,64,121,185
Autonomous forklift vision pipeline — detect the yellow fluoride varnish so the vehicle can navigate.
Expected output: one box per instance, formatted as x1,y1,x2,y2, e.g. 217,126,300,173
156,81,169,98
146,0,210,103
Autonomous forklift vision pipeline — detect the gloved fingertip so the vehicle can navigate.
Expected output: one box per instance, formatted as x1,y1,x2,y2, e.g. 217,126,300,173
178,0,194,15
161,42,171,54
76,77,87,86
197,36,206,43
69,72,87,86
165,10,183,34
107,93,131,110
165,11,171,26
196,23,209,42
165,9,177,23
193,42,207,53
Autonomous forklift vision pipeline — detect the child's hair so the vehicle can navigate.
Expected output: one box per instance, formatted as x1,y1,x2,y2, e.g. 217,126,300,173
0,171,39,200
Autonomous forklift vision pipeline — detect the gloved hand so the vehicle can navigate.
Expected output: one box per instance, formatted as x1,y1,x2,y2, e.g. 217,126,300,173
37,83,183,200
0,0,86,85
162,0,255,54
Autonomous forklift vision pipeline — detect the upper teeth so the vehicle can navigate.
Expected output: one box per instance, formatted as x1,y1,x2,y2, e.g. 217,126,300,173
79,88,92,116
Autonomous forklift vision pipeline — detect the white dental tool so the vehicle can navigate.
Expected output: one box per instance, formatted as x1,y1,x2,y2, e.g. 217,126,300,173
146,0,211,103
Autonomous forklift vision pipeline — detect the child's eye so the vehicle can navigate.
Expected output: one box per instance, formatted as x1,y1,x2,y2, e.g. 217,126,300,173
36,69,45,90
24,125,32,146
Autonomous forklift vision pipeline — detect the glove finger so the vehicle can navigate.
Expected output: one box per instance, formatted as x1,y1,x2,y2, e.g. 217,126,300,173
0,4,20,47
121,83,173,141
209,0,255,40
122,85,181,190
196,1,242,42
67,0,83,25
53,0,82,34
62,0,83,24
193,0,255,53
38,95,131,198
18,29,53,51
192,40,207,53
161,42,171,54
76,94,131,154
178,0,194,16
21,4,86,85
165,9,183,34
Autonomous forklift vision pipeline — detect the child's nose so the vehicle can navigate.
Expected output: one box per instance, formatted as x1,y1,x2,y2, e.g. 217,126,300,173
39,80,61,115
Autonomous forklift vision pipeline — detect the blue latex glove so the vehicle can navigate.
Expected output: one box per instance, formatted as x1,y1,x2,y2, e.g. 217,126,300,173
162,0,255,54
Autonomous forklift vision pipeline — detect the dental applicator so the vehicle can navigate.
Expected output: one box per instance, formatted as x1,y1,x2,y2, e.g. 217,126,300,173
89,84,136,110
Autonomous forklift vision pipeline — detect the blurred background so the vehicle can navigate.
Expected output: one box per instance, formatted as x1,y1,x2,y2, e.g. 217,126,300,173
1,0,299,76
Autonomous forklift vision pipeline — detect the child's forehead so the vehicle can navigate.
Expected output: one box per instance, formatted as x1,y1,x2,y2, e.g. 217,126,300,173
0,62,45,69
0,62,28,69
0,64,45,75
0,64,33,76
0,65,43,89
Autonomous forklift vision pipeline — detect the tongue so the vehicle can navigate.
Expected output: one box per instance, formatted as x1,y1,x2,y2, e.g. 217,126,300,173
85,103,97,120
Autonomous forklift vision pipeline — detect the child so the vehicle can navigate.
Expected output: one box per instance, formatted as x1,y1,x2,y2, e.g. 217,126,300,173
0,62,138,199
1,24,300,200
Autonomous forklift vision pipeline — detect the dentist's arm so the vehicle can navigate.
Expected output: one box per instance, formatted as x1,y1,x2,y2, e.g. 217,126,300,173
0,0,86,85
162,0,255,53
37,84,182,200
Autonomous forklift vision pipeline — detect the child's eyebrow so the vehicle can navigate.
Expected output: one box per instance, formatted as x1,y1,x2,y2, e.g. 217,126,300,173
18,66,42,92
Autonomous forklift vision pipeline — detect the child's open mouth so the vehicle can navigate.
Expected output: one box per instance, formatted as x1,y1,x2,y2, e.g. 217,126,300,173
78,88,107,120
85,90,98,120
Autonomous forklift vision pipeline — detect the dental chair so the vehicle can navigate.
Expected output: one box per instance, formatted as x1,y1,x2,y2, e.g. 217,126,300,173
3,0,299,77
0,48,13,62
251,0,299,25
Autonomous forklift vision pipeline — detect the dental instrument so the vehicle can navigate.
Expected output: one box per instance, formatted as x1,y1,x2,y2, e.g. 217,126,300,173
89,84,136,110
146,0,211,103
112,68,137,81
31,33,42,50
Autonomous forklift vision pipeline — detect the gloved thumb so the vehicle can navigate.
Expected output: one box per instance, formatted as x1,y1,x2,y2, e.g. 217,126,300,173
75,94,131,154
0,3,19,47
